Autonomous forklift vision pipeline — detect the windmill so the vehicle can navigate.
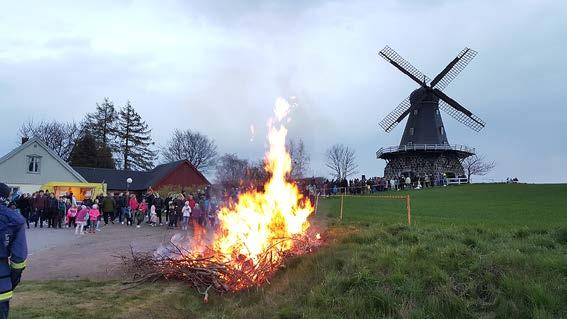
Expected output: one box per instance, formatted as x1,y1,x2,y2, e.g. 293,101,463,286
376,46,485,183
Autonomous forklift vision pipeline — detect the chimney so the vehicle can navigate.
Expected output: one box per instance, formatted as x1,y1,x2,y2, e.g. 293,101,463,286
21,137,29,145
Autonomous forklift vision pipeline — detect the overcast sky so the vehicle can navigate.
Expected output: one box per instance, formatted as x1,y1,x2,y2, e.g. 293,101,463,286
1,0,565,183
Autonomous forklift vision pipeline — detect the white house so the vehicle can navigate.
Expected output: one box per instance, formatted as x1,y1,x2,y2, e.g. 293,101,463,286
0,138,87,194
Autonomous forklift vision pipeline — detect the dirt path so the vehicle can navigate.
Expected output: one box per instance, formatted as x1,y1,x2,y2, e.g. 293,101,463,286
24,224,179,281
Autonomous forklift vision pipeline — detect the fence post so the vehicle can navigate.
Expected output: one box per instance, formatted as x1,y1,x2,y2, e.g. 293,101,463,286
340,195,344,221
314,194,319,215
406,194,411,225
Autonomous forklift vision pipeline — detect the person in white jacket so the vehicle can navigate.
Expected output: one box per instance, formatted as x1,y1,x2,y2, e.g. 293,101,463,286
181,201,191,231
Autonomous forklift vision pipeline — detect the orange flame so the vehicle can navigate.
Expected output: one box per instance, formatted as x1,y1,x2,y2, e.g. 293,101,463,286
215,98,312,260
208,98,314,286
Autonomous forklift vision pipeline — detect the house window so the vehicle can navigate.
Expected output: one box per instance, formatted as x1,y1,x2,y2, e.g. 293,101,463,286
27,155,41,173
409,128,414,135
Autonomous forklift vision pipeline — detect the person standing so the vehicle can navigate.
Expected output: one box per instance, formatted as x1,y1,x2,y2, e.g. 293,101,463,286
127,194,139,226
101,194,115,225
46,193,58,228
32,190,46,228
16,194,30,229
154,193,163,226
0,183,28,319
181,201,191,231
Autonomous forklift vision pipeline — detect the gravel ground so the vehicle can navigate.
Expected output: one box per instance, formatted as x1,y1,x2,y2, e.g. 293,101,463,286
23,223,179,281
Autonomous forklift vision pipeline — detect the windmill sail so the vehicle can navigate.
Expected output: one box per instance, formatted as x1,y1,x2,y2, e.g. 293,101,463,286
431,48,477,91
379,96,412,132
379,46,431,86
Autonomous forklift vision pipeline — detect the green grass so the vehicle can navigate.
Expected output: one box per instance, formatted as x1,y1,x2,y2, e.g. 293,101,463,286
12,184,567,318
318,184,567,227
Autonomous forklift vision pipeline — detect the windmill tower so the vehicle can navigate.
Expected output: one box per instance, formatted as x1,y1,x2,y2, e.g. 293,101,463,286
376,46,485,181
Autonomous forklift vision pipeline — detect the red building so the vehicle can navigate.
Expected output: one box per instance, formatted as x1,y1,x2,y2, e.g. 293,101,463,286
74,160,210,193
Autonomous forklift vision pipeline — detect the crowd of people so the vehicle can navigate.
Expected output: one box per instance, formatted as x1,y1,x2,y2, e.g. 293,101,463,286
300,174,449,197
10,187,225,235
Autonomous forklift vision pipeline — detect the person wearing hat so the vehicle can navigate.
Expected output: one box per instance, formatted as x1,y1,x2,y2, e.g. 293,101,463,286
0,183,28,318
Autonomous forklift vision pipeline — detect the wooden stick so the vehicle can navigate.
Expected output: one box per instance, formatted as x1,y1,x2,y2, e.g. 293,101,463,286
340,195,344,221
406,194,411,225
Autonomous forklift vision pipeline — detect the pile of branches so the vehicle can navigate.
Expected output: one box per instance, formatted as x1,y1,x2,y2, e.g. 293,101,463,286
120,235,320,297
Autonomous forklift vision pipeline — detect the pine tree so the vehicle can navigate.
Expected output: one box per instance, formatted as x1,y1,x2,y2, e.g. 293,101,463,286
69,132,100,167
85,98,118,150
69,132,116,168
116,101,155,171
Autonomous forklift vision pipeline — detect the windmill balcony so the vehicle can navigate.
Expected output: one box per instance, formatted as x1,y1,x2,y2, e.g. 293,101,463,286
376,144,475,159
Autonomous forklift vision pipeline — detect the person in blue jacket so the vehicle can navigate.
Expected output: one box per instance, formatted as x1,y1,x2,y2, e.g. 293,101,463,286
0,183,27,319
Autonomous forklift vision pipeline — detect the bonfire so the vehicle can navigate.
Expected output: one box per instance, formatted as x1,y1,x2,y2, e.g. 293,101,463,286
124,98,321,297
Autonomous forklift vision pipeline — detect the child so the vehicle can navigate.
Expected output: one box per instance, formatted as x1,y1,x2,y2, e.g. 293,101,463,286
67,204,78,228
168,203,177,229
181,201,191,231
149,205,158,226
89,204,101,234
136,199,148,228
75,205,89,235
135,209,144,228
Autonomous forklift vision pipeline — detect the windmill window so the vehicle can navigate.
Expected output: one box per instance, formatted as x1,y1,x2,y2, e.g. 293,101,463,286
27,155,41,174
409,128,414,135
413,109,419,115
439,126,445,136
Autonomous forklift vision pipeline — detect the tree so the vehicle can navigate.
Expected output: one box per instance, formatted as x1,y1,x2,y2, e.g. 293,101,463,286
461,154,495,183
116,101,155,171
84,98,118,151
161,129,218,173
68,132,115,168
325,144,359,180
215,153,249,188
19,120,81,161
287,138,310,179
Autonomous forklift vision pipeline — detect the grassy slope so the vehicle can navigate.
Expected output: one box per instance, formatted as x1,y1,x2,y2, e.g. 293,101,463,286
12,184,567,319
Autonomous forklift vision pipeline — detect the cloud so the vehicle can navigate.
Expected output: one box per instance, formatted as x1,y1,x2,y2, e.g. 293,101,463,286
0,0,566,182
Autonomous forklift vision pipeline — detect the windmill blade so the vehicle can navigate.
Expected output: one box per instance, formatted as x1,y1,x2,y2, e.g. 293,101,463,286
379,46,430,87
434,89,485,132
431,48,477,91
379,96,412,132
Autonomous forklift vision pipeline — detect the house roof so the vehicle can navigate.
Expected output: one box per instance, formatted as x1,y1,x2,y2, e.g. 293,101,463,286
0,137,87,182
73,159,209,191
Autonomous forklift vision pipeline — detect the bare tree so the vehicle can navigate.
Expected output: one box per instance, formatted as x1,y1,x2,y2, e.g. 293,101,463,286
461,154,495,183
287,138,310,179
215,153,249,188
325,144,359,180
161,129,218,173
19,120,82,161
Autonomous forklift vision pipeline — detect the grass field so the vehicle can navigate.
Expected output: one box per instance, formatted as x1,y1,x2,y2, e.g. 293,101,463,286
13,184,567,318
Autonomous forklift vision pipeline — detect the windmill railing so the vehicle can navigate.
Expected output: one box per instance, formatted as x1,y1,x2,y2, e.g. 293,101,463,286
376,144,475,158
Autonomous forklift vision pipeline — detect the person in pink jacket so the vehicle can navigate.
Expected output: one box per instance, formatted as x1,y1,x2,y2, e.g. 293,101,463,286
88,204,100,234
75,205,89,235
127,194,139,226
66,204,78,228
136,199,148,228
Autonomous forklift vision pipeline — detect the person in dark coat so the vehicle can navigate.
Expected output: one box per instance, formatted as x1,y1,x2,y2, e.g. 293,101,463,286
154,193,163,225
32,190,47,228
101,194,116,225
82,195,94,208
15,194,30,229
46,193,58,228
0,183,28,319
